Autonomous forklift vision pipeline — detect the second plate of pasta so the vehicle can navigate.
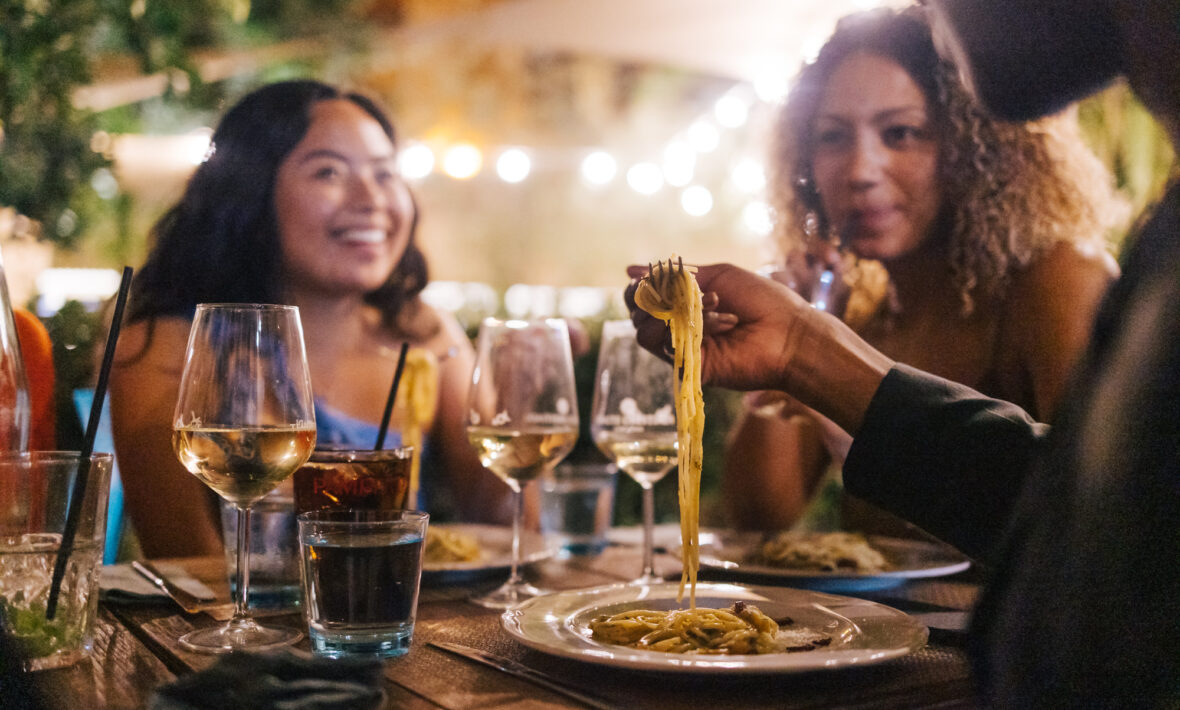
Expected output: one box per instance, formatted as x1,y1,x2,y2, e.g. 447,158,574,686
689,531,972,592
422,523,551,584
501,582,927,674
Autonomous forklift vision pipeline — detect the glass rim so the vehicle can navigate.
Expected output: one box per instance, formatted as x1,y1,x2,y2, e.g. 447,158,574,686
297,509,429,525
194,303,299,312
0,451,114,464
480,316,568,329
308,446,413,463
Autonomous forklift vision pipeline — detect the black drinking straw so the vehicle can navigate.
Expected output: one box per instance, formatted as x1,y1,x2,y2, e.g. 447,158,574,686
374,341,410,451
46,266,133,619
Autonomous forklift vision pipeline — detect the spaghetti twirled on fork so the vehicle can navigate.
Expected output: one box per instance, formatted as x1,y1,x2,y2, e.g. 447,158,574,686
633,256,704,607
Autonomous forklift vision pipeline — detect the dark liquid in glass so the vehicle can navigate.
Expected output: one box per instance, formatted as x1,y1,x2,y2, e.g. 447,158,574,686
304,535,423,625
293,450,410,514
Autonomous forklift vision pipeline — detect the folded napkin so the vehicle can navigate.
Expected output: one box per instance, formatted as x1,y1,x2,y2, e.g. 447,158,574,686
149,649,385,710
100,561,217,604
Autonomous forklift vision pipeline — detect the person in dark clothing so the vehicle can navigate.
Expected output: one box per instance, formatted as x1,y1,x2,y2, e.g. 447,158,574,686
628,0,1179,705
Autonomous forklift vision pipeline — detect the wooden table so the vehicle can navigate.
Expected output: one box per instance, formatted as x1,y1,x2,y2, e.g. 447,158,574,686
33,543,982,709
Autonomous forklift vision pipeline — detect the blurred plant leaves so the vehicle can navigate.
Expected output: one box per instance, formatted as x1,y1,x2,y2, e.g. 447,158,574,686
1077,82,1176,250
0,0,364,249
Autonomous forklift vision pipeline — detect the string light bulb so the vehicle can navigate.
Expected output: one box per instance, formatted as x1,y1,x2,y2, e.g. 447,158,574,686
581,150,617,185
496,148,531,183
443,144,482,179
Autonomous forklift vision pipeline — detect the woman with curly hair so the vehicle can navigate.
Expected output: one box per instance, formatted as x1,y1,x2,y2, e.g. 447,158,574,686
722,7,1122,531
109,80,507,556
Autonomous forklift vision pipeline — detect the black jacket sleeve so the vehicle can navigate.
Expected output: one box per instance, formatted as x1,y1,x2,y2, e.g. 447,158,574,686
842,364,1049,559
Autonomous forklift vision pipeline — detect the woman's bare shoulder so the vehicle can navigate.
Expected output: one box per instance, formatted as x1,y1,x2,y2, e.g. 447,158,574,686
1010,240,1119,310
1000,241,1118,418
113,316,193,373
405,302,471,354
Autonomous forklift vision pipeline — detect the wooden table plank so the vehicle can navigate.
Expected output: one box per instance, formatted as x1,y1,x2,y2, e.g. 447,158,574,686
31,606,176,709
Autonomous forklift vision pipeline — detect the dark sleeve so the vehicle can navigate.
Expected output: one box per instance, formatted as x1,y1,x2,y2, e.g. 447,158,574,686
842,364,1049,559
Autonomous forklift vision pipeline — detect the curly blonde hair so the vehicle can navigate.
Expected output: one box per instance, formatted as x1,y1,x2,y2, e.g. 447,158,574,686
769,7,1123,316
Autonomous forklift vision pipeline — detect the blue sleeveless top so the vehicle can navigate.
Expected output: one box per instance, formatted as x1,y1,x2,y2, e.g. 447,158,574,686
314,400,433,509
314,400,402,450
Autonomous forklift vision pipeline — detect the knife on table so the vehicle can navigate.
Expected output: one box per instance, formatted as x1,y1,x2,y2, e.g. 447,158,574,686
429,641,617,710
131,560,218,614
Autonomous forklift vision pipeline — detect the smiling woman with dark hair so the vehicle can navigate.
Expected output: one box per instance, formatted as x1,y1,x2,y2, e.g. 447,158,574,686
110,80,507,557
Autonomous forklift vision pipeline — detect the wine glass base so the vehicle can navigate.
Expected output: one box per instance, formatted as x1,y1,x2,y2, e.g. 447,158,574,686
629,572,667,586
469,580,549,610
179,618,303,654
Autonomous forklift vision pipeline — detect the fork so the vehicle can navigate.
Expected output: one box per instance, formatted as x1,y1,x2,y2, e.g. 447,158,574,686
647,256,689,292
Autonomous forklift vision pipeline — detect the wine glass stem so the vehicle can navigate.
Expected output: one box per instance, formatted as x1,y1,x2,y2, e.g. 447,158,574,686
233,504,251,623
507,485,523,585
641,483,655,579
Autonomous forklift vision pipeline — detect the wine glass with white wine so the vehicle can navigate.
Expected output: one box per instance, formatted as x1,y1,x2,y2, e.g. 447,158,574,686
466,318,579,608
172,304,316,653
590,319,678,584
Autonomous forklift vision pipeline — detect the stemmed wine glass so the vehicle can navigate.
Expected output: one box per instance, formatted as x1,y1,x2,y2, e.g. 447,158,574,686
466,318,579,608
590,320,678,584
172,304,316,653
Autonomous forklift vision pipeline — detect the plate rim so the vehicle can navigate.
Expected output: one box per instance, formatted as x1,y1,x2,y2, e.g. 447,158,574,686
696,532,971,581
500,581,929,674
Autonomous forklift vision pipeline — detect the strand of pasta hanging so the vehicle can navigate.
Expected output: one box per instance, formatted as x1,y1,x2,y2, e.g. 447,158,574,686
401,347,438,506
633,255,704,607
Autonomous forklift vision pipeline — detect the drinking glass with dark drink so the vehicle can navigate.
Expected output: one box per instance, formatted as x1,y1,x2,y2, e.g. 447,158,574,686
298,509,428,658
293,446,413,514
466,318,579,609
172,304,316,653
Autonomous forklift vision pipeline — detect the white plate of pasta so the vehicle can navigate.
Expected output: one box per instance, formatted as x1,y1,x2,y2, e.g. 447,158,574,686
501,582,928,674
422,523,551,583
691,531,971,592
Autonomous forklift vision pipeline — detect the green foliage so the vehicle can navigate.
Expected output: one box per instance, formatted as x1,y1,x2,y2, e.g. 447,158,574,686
0,0,224,246
95,0,218,75
0,0,369,249
1077,82,1176,248
0,0,109,245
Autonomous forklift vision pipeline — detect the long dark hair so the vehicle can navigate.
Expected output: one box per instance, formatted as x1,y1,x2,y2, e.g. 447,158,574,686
128,79,429,331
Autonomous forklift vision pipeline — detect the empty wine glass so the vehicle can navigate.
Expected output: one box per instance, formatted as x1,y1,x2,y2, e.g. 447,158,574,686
590,320,677,584
466,318,579,608
172,304,316,653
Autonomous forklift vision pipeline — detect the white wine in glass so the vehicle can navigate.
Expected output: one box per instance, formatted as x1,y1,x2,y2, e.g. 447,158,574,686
172,304,316,653
590,320,677,584
466,318,578,608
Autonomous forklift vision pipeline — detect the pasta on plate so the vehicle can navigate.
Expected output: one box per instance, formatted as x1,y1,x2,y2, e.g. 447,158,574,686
424,526,482,563
588,601,831,655
748,531,890,573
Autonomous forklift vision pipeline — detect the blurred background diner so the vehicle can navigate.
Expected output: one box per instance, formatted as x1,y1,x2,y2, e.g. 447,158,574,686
0,0,1173,561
